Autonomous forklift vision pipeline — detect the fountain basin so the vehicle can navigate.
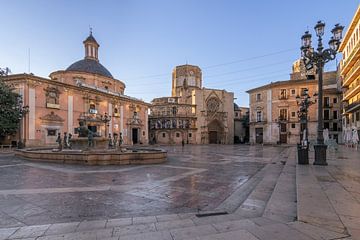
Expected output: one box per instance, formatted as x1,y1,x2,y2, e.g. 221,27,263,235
16,148,167,165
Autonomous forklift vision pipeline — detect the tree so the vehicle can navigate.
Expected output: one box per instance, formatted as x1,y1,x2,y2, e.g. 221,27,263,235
0,68,21,138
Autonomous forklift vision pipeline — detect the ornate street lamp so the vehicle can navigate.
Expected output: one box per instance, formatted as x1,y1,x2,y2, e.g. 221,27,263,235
301,21,344,165
100,112,111,137
296,89,317,163
17,100,29,149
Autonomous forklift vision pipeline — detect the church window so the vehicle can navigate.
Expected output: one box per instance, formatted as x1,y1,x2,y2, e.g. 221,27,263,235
279,89,287,99
172,107,177,115
207,97,220,113
162,133,166,138
188,133,192,138
176,132,180,138
279,109,287,121
256,111,262,122
256,93,262,101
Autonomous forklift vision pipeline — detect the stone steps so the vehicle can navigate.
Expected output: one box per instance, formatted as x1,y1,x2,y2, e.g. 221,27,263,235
262,147,297,223
234,163,284,218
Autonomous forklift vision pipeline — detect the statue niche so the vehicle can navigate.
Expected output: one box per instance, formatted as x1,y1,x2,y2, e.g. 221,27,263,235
45,86,60,109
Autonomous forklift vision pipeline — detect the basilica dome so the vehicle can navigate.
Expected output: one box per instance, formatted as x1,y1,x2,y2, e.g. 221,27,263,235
66,31,113,79
66,59,113,78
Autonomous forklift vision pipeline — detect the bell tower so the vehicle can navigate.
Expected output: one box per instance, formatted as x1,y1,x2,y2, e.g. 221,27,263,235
83,29,100,62
171,64,202,97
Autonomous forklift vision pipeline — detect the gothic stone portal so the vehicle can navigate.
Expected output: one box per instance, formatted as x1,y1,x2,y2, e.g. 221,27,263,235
208,119,224,144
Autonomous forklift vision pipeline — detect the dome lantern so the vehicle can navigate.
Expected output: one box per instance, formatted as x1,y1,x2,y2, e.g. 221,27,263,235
83,29,100,62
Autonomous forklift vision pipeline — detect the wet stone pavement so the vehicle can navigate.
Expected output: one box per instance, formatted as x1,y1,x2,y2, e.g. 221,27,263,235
0,145,285,228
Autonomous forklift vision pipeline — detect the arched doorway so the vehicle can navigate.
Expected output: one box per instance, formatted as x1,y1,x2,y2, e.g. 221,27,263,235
208,119,224,144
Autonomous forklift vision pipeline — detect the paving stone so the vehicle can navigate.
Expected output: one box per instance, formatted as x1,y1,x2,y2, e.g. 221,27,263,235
191,229,259,240
113,223,156,237
296,165,345,232
288,221,348,240
45,222,80,235
212,219,256,233
249,217,280,227
192,213,245,226
37,228,113,240
8,224,50,239
177,213,196,220
76,220,107,231
132,216,157,225
155,219,194,231
0,227,18,240
156,214,180,222
348,228,360,240
119,230,172,240
246,223,311,240
106,218,132,228
340,215,360,230
170,225,218,240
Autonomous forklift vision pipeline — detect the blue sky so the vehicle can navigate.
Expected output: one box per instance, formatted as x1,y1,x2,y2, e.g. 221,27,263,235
0,1,358,106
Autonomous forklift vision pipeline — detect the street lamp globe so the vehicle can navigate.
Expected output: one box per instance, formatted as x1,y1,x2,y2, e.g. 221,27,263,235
328,37,338,51
301,31,312,48
314,21,325,37
331,23,344,41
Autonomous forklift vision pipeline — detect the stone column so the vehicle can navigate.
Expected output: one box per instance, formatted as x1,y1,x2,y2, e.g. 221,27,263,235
28,87,36,140
108,103,113,136
68,95,73,134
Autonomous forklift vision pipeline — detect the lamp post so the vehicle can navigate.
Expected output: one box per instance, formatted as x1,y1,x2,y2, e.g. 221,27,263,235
17,100,29,149
296,89,317,164
100,112,111,138
301,21,344,165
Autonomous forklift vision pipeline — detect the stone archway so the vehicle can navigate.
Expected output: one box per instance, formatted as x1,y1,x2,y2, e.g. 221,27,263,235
208,119,224,144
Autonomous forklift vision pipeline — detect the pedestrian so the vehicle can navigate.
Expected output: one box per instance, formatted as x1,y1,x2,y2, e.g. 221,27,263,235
56,132,62,151
63,132,68,149
182,139,185,147
67,133,72,149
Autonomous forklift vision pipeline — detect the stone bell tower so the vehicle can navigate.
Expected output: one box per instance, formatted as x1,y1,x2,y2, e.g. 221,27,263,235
171,64,202,97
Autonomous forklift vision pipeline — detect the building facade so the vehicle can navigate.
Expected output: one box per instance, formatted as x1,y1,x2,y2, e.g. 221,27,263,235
149,65,234,144
234,104,249,143
340,5,360,134
2,32,149,147
247,61,341,145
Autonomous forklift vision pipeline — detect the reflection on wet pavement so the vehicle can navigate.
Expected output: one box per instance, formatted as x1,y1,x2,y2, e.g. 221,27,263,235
0,145,285,227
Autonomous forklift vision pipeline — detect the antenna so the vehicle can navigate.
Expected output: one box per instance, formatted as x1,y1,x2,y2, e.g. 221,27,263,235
28,48,31,73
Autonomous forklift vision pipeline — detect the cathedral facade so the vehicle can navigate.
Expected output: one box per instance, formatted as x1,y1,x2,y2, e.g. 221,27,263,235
2,32,149,147
149,65,234,144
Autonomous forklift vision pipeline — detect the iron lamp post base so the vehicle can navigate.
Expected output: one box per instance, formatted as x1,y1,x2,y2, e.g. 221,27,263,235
314,144,327,166
297,144,309,165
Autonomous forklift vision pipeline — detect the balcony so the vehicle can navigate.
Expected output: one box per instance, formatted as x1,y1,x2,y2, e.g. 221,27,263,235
343,79,360,101
278,116,288,121
149,112,196,118
341,41,360,76
344,100,360,113
323,103,333,108
278,95,288,100
342,59,360,87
